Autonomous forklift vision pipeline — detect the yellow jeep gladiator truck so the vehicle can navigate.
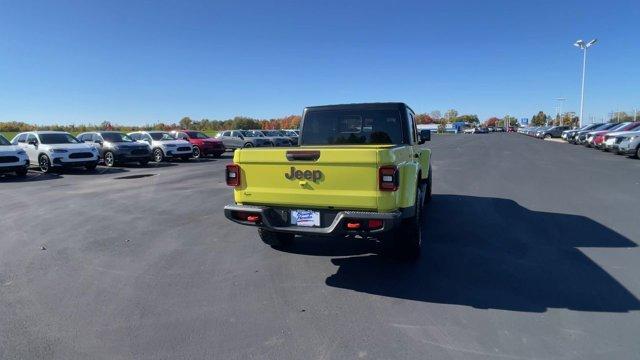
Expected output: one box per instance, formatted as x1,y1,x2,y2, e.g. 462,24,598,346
224,102,432,257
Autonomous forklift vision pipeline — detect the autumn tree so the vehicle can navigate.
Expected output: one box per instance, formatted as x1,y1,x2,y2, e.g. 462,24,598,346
444,109,459,123
559,112,579,127
502,115,518,127
457,114,479,124
414,113,434,124
179,117,193,129
609,112,633,123
484,117,500,127
531,111,549,126
429,111,442,123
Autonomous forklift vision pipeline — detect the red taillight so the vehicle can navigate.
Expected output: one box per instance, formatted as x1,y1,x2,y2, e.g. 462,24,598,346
346,221,361,229
368,219,383,230
344,219,383,231
233,211,261,223
226,164,240,186
379,166,399,191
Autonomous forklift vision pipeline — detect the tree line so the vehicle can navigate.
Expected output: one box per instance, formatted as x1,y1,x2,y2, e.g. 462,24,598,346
0,115,302,134
0,109,481,133
8,107,618,133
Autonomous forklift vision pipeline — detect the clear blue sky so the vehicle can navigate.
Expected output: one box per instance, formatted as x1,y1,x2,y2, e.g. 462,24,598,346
1,0,638,125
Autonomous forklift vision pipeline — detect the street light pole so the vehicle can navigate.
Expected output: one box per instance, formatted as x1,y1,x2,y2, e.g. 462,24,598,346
555,97,566,126
574,39,597,128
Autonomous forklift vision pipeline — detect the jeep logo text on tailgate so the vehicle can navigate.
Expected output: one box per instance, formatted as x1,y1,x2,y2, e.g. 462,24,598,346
285,167,323,182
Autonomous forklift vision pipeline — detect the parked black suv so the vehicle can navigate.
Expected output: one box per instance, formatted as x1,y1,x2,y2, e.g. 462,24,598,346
77,131,152,167
538,126,570,139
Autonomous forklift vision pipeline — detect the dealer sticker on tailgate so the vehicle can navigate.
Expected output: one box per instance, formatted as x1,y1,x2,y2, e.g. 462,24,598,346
291,210,320,227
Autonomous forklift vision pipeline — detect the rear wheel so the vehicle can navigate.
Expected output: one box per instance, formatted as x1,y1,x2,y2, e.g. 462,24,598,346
243,142,253,148
39,154,52,174
544,134,551,139
635,145,640,159
258,228,294,248
381,186,422,259
424,167,432,205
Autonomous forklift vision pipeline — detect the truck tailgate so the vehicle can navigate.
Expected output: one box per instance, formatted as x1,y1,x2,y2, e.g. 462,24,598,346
235,147,388,210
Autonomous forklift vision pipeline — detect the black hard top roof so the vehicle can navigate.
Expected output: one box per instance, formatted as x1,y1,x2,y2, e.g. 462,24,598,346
304,102,413,113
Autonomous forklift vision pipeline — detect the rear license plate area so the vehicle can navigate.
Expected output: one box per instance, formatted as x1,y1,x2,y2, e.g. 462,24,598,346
290,209,320,227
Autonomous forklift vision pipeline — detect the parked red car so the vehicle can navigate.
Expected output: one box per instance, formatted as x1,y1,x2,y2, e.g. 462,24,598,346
592,122,640,148
171,130,225,158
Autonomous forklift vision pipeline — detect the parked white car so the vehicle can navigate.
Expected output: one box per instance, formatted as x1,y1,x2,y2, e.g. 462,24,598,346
127,131,192,162
0,134,30,176
602,127,640,152
616,131,640,158
11,131,99,173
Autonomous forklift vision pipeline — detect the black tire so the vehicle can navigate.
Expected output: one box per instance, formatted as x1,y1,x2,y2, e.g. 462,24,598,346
544,134,551,139
243,142,253,148
15,166,28,177
153,148,164,163
258,228,294,248
103,151,115,167
424,167,432,205
85,162,97,171
635,145,640,159
139,159,149,166
381,186,422,259
192,146,201,159
38,154,52,174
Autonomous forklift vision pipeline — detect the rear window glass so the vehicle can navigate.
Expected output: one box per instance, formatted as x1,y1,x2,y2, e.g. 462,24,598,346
301,110,403,145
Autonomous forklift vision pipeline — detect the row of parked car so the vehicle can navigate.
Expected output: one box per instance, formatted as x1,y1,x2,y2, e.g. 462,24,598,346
463,126,516,134
517,122,640,158
0,128,301,176
517,125,571,138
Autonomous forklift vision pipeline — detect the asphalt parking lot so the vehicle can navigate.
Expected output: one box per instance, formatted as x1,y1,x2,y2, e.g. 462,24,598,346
1,134,639,360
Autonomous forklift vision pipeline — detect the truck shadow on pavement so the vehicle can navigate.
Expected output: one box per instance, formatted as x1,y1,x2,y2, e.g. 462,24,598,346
322,194,640,313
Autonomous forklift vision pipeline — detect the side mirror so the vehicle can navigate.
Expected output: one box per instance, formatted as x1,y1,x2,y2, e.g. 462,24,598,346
94,139,103,145
28,140,38,146
419,129,431,144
